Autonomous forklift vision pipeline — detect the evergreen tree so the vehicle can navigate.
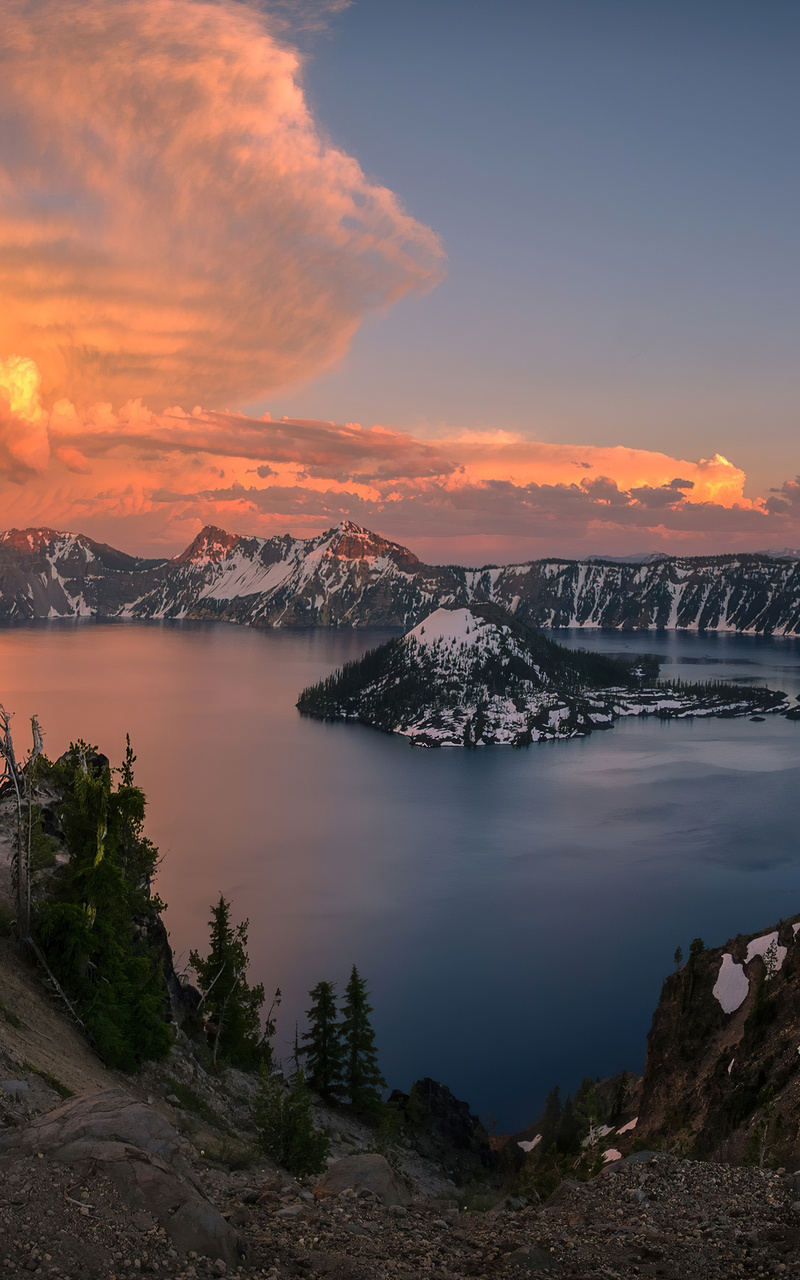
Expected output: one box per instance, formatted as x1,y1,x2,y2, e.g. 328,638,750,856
190,896,265,1069
673,945,683,971
556,1094,579,1154
35,741,171,1071
573,1078,601,1135
539,1086,562,1150
301,980,344,1099
341,965,386,1112
115,735,161,912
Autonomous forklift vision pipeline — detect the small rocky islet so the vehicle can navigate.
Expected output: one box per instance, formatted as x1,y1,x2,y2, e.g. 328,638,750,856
297,604,791,747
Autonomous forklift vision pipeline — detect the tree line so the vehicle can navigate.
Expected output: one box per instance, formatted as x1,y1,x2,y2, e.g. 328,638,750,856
189,893,386,1110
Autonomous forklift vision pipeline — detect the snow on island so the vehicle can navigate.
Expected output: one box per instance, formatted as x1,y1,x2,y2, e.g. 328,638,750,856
297,605,789,749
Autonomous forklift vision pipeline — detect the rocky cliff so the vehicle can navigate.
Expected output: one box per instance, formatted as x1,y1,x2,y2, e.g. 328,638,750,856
4,521,800,633
634,911,800,1166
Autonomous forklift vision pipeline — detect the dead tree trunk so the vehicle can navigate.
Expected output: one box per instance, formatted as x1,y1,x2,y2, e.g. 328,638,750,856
0,707,44,941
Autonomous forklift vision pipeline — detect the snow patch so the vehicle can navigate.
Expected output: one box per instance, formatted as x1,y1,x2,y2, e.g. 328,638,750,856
603,1149,623,1164
616,1117,638,1135
745,931,787,973
712,953,749,1013
517,1135,541,1153
407,607,495,649
582,1124,613,1148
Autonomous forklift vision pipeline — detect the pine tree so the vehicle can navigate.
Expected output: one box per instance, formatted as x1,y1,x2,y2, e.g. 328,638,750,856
557,1094,579,1154
35,741,171,1071
301,980,344,1099
190,896,265,1070
341,965,386,1112
540,1086,562,1150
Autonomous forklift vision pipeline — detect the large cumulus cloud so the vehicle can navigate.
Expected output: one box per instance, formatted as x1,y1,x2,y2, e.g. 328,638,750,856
0,0,444,407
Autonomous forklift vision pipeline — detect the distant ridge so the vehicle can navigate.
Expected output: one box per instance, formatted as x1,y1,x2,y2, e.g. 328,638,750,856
2,521,800,633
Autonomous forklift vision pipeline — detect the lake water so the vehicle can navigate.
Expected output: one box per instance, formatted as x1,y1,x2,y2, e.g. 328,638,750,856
2,621,800,1132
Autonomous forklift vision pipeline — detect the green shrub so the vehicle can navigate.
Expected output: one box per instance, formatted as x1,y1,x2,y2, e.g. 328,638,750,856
22,1063,73,1099
167,1079,227,1131
29,807,58,871
255,1067,330,1177
0,998,22,1028
202,1136,259,1171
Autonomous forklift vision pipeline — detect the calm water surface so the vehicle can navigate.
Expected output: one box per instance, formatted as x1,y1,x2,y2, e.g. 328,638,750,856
2,621,800,1131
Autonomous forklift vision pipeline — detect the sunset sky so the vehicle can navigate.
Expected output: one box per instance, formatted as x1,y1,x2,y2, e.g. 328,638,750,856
0,0,798,563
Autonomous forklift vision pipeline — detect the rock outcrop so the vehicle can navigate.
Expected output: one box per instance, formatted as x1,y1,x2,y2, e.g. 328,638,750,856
0,1089,246,1266
635,911,800,1164
389,1078,500,1185
314,1153,410,1206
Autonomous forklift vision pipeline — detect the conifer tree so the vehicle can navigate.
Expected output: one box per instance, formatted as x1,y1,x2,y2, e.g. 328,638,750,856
540,1086,562,1150
190,896,265,1069
341,965,386,1112
35,740,171,1071
301,980,344,1099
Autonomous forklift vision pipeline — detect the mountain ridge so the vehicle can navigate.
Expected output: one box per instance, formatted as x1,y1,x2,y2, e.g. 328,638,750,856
3,521,800,633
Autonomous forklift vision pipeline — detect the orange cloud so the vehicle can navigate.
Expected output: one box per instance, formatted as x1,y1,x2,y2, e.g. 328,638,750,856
434,433,750,508
0,0,444,409
0,355,50,477
0,355,796,561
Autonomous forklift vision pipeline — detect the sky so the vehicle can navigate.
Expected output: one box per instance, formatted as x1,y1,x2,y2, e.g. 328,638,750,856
0,0,798,563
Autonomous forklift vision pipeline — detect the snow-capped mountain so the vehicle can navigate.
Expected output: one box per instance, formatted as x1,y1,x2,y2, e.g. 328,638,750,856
297,605,788,747
3,520,800,633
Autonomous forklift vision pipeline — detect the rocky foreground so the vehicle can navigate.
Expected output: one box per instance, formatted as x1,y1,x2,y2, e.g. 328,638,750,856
1,1097,800,1280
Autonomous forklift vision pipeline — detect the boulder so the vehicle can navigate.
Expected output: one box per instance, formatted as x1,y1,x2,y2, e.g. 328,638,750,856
0,1080,29,1098
0,1089,245,1266
314,1153,410,1206
506,1244,560,1272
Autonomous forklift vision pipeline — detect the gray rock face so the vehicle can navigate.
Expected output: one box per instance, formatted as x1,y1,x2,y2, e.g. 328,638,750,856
0,1089,245,1266
315,1153,410,1206
0,1080,29,1098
